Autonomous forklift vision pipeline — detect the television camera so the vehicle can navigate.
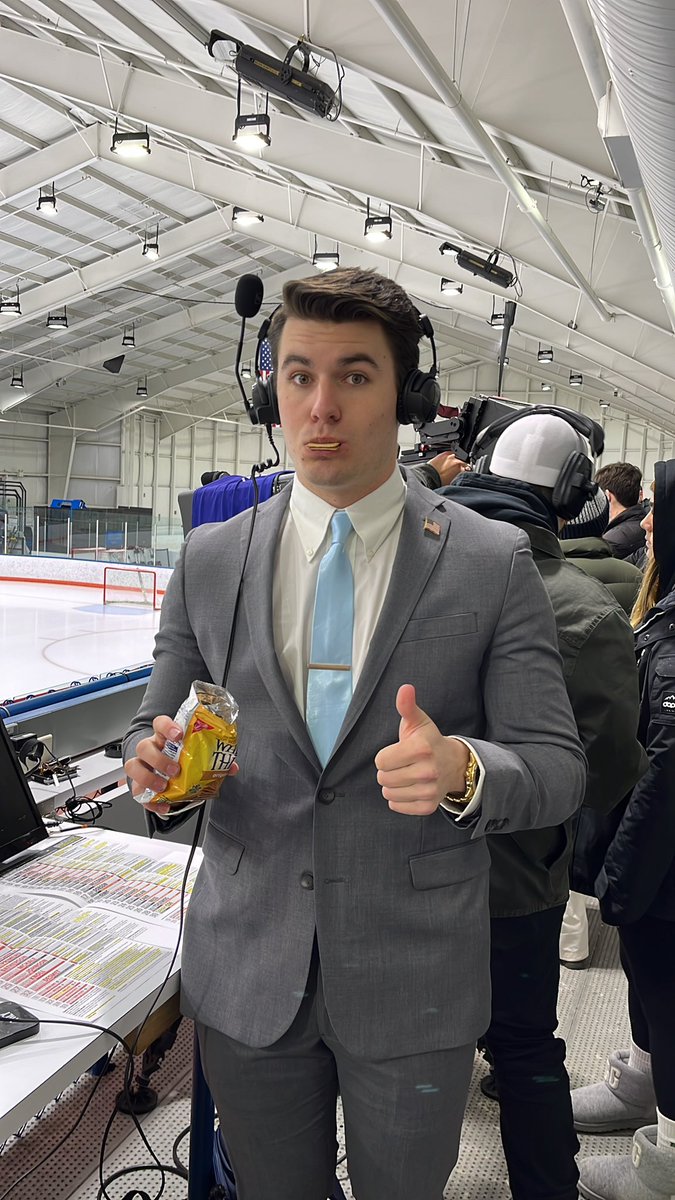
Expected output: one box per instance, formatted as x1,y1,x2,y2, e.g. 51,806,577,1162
399,395,519,466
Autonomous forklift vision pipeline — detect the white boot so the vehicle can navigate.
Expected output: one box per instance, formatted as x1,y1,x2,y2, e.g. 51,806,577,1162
578,1125,675,1199
572,1049,657,1133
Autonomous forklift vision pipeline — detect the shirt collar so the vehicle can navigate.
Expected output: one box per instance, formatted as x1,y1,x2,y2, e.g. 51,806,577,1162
289,468,407,561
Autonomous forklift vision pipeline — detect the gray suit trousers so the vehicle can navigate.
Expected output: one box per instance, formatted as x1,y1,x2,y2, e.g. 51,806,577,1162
197,949,474,1200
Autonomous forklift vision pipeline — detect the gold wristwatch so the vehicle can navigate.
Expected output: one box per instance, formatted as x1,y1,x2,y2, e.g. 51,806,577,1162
444,747,480,808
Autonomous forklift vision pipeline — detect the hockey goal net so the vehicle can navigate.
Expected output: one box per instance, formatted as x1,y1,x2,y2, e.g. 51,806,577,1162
103,565,161,609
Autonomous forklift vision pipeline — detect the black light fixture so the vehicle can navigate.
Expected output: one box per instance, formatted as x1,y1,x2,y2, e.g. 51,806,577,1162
599,399,611,411
232,206,264,227
111,119,151,158
209,32,340,121
312,236,339,271
490,297,506,328
46,307,68,332
439,241,515,288
364,199,392,242
569,371,583,387
440,278,463,295
37,183,57,217
537,345,554,363
10,366,24,389
580,174,607,213
0,285,21,317
540,381,552,392
122,324,136,348
136,376,148,397
233,81,271,151
142,224,159,260
241,361,253,380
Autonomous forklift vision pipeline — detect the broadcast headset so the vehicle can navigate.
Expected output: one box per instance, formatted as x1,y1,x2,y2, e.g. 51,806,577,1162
246,304,442,429
471,404,605,520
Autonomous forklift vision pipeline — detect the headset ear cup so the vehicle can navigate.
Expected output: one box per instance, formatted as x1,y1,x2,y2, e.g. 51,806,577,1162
397,370,441,425
552,453,593,519
250,376,279,426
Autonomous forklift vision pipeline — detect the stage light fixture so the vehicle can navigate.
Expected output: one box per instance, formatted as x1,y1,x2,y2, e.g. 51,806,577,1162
208,32,340,120
569,371,583,387
241,361,252,380
364,199,392,242
440,279,463,295
599,400,610,411
136,377,148,397
439,242,515,289
46,307,68,332
537,346,554,363
540,382,552,392
37,183,57,216
142,225,160,260
233,207,264,227
10,367,24,389
122,324,135,348
111,120,151,157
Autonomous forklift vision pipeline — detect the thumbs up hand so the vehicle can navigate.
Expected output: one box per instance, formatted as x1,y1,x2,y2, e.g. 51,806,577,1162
374,684,470,816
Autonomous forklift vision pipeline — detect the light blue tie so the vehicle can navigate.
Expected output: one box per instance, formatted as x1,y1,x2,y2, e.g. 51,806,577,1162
306,511,354,766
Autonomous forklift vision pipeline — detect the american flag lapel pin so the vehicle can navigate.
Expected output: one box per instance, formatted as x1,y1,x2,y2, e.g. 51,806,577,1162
423,517,441,538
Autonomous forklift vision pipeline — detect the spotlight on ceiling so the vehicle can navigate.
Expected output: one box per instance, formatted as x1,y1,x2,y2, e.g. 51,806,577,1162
46,307,68,332
136,377,149,397
440,278,463,295
233,207,264,227
569,371,583,387
439,242,515,288
111,120,151,158
599,400,611,411
122,324,136,348
241,361,253,380
208,32,341,120
37,183,58,217
233,82,271,151
490,298,506,328
0,286,21,317
312,237,339,271
537,346,554,363
142,225,160,260
10,367,24,389
364,199,392,242
540,382,552,392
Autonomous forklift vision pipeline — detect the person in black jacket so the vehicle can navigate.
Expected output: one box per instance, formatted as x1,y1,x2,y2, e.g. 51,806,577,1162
595,461,647,567
573,459,675,1200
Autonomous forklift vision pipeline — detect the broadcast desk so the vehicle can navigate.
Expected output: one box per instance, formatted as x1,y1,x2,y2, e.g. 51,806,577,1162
0,827,214,1200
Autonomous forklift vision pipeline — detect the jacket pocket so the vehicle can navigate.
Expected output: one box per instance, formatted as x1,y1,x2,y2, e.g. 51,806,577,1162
399,612,478,643
652,657,675,724
205,819,245,874
409,839,487,890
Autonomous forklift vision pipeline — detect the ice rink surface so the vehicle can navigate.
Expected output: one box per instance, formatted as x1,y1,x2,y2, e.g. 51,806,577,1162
0,579,160,704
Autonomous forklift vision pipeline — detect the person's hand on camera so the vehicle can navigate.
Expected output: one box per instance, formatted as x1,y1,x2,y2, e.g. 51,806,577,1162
374,684,470,816
124,715,238,816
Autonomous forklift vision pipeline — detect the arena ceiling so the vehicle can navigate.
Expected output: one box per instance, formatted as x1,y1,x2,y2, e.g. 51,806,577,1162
0,0,674,439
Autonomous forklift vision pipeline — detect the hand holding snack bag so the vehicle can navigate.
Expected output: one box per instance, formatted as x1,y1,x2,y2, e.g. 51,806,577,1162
136,681,238,818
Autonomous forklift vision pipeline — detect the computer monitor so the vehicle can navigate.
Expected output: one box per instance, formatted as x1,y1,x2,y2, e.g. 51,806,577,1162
0,720,48,865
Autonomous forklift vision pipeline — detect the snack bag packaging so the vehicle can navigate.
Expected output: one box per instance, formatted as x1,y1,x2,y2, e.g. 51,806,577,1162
138,680,238,815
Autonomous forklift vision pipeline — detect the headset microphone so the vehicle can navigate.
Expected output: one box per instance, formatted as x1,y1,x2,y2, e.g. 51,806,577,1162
234,275,264,417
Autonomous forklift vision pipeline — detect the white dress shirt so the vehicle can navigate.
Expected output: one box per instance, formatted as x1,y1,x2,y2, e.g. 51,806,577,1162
271,467,483,816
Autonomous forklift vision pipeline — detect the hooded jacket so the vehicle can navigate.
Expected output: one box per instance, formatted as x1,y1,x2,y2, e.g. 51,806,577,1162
444,472,646,917
596,459,675,924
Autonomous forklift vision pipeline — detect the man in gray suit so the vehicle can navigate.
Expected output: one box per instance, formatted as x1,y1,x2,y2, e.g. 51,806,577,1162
124,269,586,1200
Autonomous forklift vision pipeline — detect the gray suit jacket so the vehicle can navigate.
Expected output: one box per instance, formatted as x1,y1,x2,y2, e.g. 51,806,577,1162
124,474,585,1058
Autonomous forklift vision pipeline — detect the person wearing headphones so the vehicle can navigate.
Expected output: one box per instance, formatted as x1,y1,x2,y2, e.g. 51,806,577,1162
123,270,586,1200
442,411,646,1200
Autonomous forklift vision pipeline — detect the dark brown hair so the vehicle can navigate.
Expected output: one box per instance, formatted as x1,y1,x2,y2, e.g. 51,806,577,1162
267,268,422,389
595,461,642,508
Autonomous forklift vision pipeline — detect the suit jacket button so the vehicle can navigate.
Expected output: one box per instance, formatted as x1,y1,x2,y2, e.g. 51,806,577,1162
318,789,335,805
300,871,314,890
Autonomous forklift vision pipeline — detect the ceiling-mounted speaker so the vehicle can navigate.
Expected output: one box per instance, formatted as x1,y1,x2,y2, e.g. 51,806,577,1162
102,355,125,374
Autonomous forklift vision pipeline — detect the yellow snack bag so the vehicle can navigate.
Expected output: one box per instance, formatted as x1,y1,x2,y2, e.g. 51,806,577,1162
139,681,238,814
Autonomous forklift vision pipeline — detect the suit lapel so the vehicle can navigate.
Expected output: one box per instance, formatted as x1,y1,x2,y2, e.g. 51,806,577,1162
240,488,317,761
